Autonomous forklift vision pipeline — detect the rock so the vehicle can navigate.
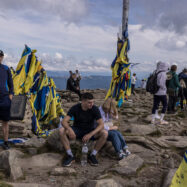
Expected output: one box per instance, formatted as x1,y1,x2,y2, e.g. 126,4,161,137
152,136,187,149
19,153,61,168
82,179,122,187
162,169,177,187
0,149,24,180
18,136,46,148
8,183,50,187
51,167,76,176
127,124,158,136
47,129,64,151
109,154,144,176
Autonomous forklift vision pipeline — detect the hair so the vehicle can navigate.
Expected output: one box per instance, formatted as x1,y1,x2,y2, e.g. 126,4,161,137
133,73,136,76
171,65,177,72
183,68,187,73
102,98,118,117
81,92,94,100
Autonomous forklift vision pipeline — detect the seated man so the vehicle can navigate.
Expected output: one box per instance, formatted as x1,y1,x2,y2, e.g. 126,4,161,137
59,92,108,167
66,73,81,98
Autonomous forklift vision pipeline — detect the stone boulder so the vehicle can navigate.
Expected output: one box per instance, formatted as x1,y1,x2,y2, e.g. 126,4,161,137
109,154,144,177
81,179,122,187
51,167,76,176
0,149,24,180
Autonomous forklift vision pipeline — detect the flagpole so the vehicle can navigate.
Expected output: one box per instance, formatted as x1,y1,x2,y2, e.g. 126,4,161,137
122,0,129,41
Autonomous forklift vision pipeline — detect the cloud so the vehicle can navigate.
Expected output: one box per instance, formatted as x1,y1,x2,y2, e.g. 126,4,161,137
131,0,187,34
0,0,89,23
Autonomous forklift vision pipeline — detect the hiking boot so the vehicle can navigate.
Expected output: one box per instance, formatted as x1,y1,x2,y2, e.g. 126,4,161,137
62,155,75,167
88,154,98,166
160,120,169,125
118,152,127,160
2,142,10,150
124,149,131,156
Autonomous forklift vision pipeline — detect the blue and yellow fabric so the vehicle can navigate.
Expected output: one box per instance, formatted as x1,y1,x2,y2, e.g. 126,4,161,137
170,151,187,187
13,45,65,137
105,29,131,107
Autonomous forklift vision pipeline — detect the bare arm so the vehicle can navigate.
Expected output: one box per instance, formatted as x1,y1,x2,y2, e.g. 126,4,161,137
109,126,118,130
90,118,104,137
62,115,71,130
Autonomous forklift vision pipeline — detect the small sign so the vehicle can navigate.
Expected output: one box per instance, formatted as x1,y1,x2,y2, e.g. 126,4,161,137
10,95,27,120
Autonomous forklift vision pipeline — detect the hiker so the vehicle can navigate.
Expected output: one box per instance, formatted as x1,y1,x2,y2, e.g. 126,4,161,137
0,50,14,150
66,73,81,98
98,98,130,160
179,68,187,110
131,73,136,94
75,69,81,89
141,79,146,89
151,61,169,125
167,65,181,113
59,92,108,167
69,70,73,77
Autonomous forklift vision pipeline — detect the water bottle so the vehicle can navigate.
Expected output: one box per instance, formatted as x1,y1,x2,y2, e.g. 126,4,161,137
81,143,88,166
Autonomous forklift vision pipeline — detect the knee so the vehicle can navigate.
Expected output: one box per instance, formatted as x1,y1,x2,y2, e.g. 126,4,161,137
100,130,108,139
59,127,65,136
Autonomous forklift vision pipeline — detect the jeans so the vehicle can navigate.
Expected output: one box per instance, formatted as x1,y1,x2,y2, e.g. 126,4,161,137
152,95,167,114
107,130,127,153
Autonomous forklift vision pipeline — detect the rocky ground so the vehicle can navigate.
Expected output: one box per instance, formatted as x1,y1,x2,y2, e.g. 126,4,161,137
0,88,187,187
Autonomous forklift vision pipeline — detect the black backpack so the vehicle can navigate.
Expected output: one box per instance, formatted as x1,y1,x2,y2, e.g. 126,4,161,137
146,71,163,94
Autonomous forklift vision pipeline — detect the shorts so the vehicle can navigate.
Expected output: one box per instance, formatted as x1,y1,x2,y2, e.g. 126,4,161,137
0,96,11,122
71,126,96,140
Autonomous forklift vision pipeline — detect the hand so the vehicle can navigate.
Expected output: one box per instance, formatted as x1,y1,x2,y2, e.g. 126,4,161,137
9,94,13,100
82,133,92,143
67,128,76,140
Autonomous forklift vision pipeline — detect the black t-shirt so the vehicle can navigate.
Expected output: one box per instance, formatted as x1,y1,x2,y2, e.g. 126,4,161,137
67,103,101,130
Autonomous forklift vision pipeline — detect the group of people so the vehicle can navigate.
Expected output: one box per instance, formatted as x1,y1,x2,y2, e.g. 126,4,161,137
151,61,187,125
66,70,81,99
59,93,130,166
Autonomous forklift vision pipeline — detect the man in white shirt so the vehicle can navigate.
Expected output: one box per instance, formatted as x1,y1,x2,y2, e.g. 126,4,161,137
131,73,136,94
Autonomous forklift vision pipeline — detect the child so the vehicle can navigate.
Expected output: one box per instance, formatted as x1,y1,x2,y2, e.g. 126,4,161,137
99,98,131,160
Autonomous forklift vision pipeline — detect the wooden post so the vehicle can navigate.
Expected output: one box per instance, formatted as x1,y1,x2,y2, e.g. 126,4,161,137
122,0,129,41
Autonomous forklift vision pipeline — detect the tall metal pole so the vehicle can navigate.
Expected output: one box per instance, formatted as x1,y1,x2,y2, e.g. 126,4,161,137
122,0,129,41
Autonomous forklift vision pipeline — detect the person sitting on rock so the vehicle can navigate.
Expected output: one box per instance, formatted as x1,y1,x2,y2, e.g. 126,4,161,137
66,73,81,99
59,92,108,167
151,61,169,125
0,50,14,150
98,98,131,160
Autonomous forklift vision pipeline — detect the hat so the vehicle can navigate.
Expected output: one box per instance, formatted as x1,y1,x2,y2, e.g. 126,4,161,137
0,50,4,57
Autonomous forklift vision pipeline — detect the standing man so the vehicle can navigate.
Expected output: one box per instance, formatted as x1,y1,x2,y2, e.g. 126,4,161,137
59,93,108,167
75,70,81,89
131,73,136,94
167,65,181,113
0,50,14,150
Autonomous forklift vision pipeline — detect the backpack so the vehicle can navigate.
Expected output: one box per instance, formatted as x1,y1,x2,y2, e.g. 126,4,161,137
146,71,163,94
166,72,173,88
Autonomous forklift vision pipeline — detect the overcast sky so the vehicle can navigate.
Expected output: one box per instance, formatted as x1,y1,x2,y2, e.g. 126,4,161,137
0,0,186,74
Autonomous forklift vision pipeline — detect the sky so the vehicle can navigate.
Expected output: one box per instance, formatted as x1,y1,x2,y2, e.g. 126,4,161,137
0,0,187,74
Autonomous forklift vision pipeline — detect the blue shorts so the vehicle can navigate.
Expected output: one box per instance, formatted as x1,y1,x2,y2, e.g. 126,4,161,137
71,126,95,140
0,96,11,122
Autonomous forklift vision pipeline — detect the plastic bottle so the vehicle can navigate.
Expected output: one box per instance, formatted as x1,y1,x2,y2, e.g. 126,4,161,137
81,143,88,166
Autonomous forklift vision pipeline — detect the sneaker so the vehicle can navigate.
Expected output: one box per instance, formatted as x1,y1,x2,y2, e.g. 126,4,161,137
118,152,127,160
62,155,75,167
151,119,155,125
2,142,10,150
155,114,161,119
160,120,169,125
88,154,98,166
124,149,131,156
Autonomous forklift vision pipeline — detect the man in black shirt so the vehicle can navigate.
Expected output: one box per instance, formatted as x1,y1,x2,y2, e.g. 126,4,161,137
0,50,14,150
66,73,81,98
60,93,108,167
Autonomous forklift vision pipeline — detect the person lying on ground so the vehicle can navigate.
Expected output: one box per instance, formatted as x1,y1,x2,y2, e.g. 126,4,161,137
59,92,108,167
98,98,131,160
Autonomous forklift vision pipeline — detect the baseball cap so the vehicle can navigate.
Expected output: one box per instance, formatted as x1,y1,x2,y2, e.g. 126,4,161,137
0,50,4,57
